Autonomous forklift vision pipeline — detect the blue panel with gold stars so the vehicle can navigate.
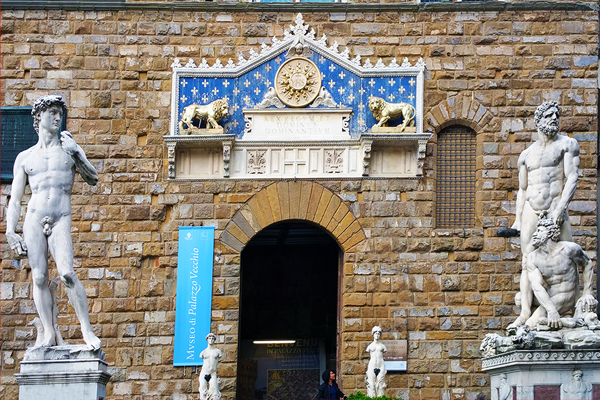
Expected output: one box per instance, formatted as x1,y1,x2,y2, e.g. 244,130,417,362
171,14,424,139
176,52,420,139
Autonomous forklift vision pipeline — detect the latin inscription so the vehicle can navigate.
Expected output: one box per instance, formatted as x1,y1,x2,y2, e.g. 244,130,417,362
242,110,353,141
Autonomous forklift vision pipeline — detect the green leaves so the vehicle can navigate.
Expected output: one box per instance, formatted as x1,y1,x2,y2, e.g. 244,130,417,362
348,392,402,400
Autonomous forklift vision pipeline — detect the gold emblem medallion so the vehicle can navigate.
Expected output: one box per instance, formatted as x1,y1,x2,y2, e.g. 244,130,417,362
275,57,322,108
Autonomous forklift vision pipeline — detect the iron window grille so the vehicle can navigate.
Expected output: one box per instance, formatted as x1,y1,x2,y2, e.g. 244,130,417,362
1,106,66,183
435,125,476,229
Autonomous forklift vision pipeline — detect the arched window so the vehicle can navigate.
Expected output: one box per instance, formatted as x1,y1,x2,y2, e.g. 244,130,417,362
436,125,476,229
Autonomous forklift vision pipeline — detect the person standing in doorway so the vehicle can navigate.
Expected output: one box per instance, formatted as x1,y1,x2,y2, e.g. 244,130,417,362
317,370,347,400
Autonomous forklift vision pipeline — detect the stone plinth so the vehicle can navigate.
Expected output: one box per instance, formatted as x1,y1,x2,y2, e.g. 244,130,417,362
181,127,225,135
482,350,600,400
16,345,111,400
370,126,417,133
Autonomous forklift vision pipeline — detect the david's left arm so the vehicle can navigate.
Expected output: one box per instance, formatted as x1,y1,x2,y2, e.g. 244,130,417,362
60,131,98,186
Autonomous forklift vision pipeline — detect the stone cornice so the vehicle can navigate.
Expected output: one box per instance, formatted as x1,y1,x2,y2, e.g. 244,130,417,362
482,349,600,371
16,371,112,385
2,1,597,13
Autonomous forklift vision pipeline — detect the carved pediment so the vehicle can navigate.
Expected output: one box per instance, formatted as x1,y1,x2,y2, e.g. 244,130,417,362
165,14,430,180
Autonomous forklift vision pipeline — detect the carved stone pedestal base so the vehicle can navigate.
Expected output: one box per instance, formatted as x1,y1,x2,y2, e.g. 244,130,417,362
371,126,417,134
182,127,224,135
16,345,111,400
482,350,600,400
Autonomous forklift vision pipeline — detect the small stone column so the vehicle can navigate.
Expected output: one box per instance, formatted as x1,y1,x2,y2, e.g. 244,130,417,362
16,345,111,400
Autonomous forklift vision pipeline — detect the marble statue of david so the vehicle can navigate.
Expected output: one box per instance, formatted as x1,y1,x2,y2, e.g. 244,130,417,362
6,94,101,350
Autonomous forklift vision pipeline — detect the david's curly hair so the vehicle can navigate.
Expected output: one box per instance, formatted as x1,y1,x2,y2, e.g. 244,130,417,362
31,95,67,134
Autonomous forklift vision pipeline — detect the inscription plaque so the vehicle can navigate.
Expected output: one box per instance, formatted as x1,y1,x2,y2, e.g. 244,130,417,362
242,109,352,141
383,339,407,371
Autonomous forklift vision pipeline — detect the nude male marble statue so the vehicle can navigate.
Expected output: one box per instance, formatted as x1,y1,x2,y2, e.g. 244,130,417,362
200,332,223,400
366,326,387,397
5,95,101,350
523,216,597,329
508,100,581,330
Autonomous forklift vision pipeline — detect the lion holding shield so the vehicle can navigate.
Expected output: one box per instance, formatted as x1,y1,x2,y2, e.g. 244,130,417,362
179,99,229,133
369,96,415,131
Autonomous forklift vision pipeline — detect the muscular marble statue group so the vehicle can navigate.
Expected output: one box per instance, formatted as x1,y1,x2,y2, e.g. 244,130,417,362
509,100,597,331
482,100,599,357
508,100,597,331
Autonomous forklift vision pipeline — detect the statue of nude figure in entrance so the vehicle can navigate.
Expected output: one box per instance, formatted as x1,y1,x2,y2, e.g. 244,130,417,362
200,332,223,400
5,94,101,350
366,326,387,397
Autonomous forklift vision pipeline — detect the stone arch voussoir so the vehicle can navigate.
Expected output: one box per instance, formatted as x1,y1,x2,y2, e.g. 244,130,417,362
424,95,493,137
219,181,365,253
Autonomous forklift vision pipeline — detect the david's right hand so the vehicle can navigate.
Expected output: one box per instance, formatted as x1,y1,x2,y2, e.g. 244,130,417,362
6,232,27,257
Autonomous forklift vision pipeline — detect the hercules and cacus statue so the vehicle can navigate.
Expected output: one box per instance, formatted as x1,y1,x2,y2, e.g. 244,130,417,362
179,98,229,134
480,101,600,358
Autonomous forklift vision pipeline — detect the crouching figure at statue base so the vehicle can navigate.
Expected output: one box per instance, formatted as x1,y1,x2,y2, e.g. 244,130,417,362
481,215,600,356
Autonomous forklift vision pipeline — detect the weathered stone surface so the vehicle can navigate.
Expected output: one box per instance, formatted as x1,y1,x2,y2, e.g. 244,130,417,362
1,7,597,400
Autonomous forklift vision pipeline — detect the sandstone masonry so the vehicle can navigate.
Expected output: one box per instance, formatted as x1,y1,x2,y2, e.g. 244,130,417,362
1,4,598,400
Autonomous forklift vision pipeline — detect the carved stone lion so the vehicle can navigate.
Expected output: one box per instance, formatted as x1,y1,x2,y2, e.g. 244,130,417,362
368,96,415,131
179,99,229,133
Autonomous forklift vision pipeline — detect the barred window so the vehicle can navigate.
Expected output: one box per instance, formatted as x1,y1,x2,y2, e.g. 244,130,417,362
436,125,476,229
1,107,37,183
1,107,66,182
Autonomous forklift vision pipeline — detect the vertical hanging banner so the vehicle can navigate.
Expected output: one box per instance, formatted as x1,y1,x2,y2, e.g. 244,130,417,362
174,226,215,366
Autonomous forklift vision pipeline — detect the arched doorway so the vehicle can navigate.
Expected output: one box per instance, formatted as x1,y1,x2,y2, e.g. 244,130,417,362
236,221,341,400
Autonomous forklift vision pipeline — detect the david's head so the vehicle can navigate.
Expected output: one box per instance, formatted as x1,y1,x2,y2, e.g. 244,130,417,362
534,100,560,139
32,95,67,134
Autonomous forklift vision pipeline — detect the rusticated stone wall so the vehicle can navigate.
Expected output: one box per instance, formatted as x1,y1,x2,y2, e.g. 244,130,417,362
1,5,598,400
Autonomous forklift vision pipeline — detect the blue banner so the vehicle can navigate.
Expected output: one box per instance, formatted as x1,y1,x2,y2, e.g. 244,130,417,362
173,226,214,366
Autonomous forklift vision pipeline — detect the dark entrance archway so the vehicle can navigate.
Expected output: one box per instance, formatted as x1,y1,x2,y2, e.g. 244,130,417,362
237,221,341,400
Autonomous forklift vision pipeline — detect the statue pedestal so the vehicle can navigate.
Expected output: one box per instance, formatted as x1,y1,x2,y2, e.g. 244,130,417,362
15,345,111,400
482,350,600,400
370,126,417,133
